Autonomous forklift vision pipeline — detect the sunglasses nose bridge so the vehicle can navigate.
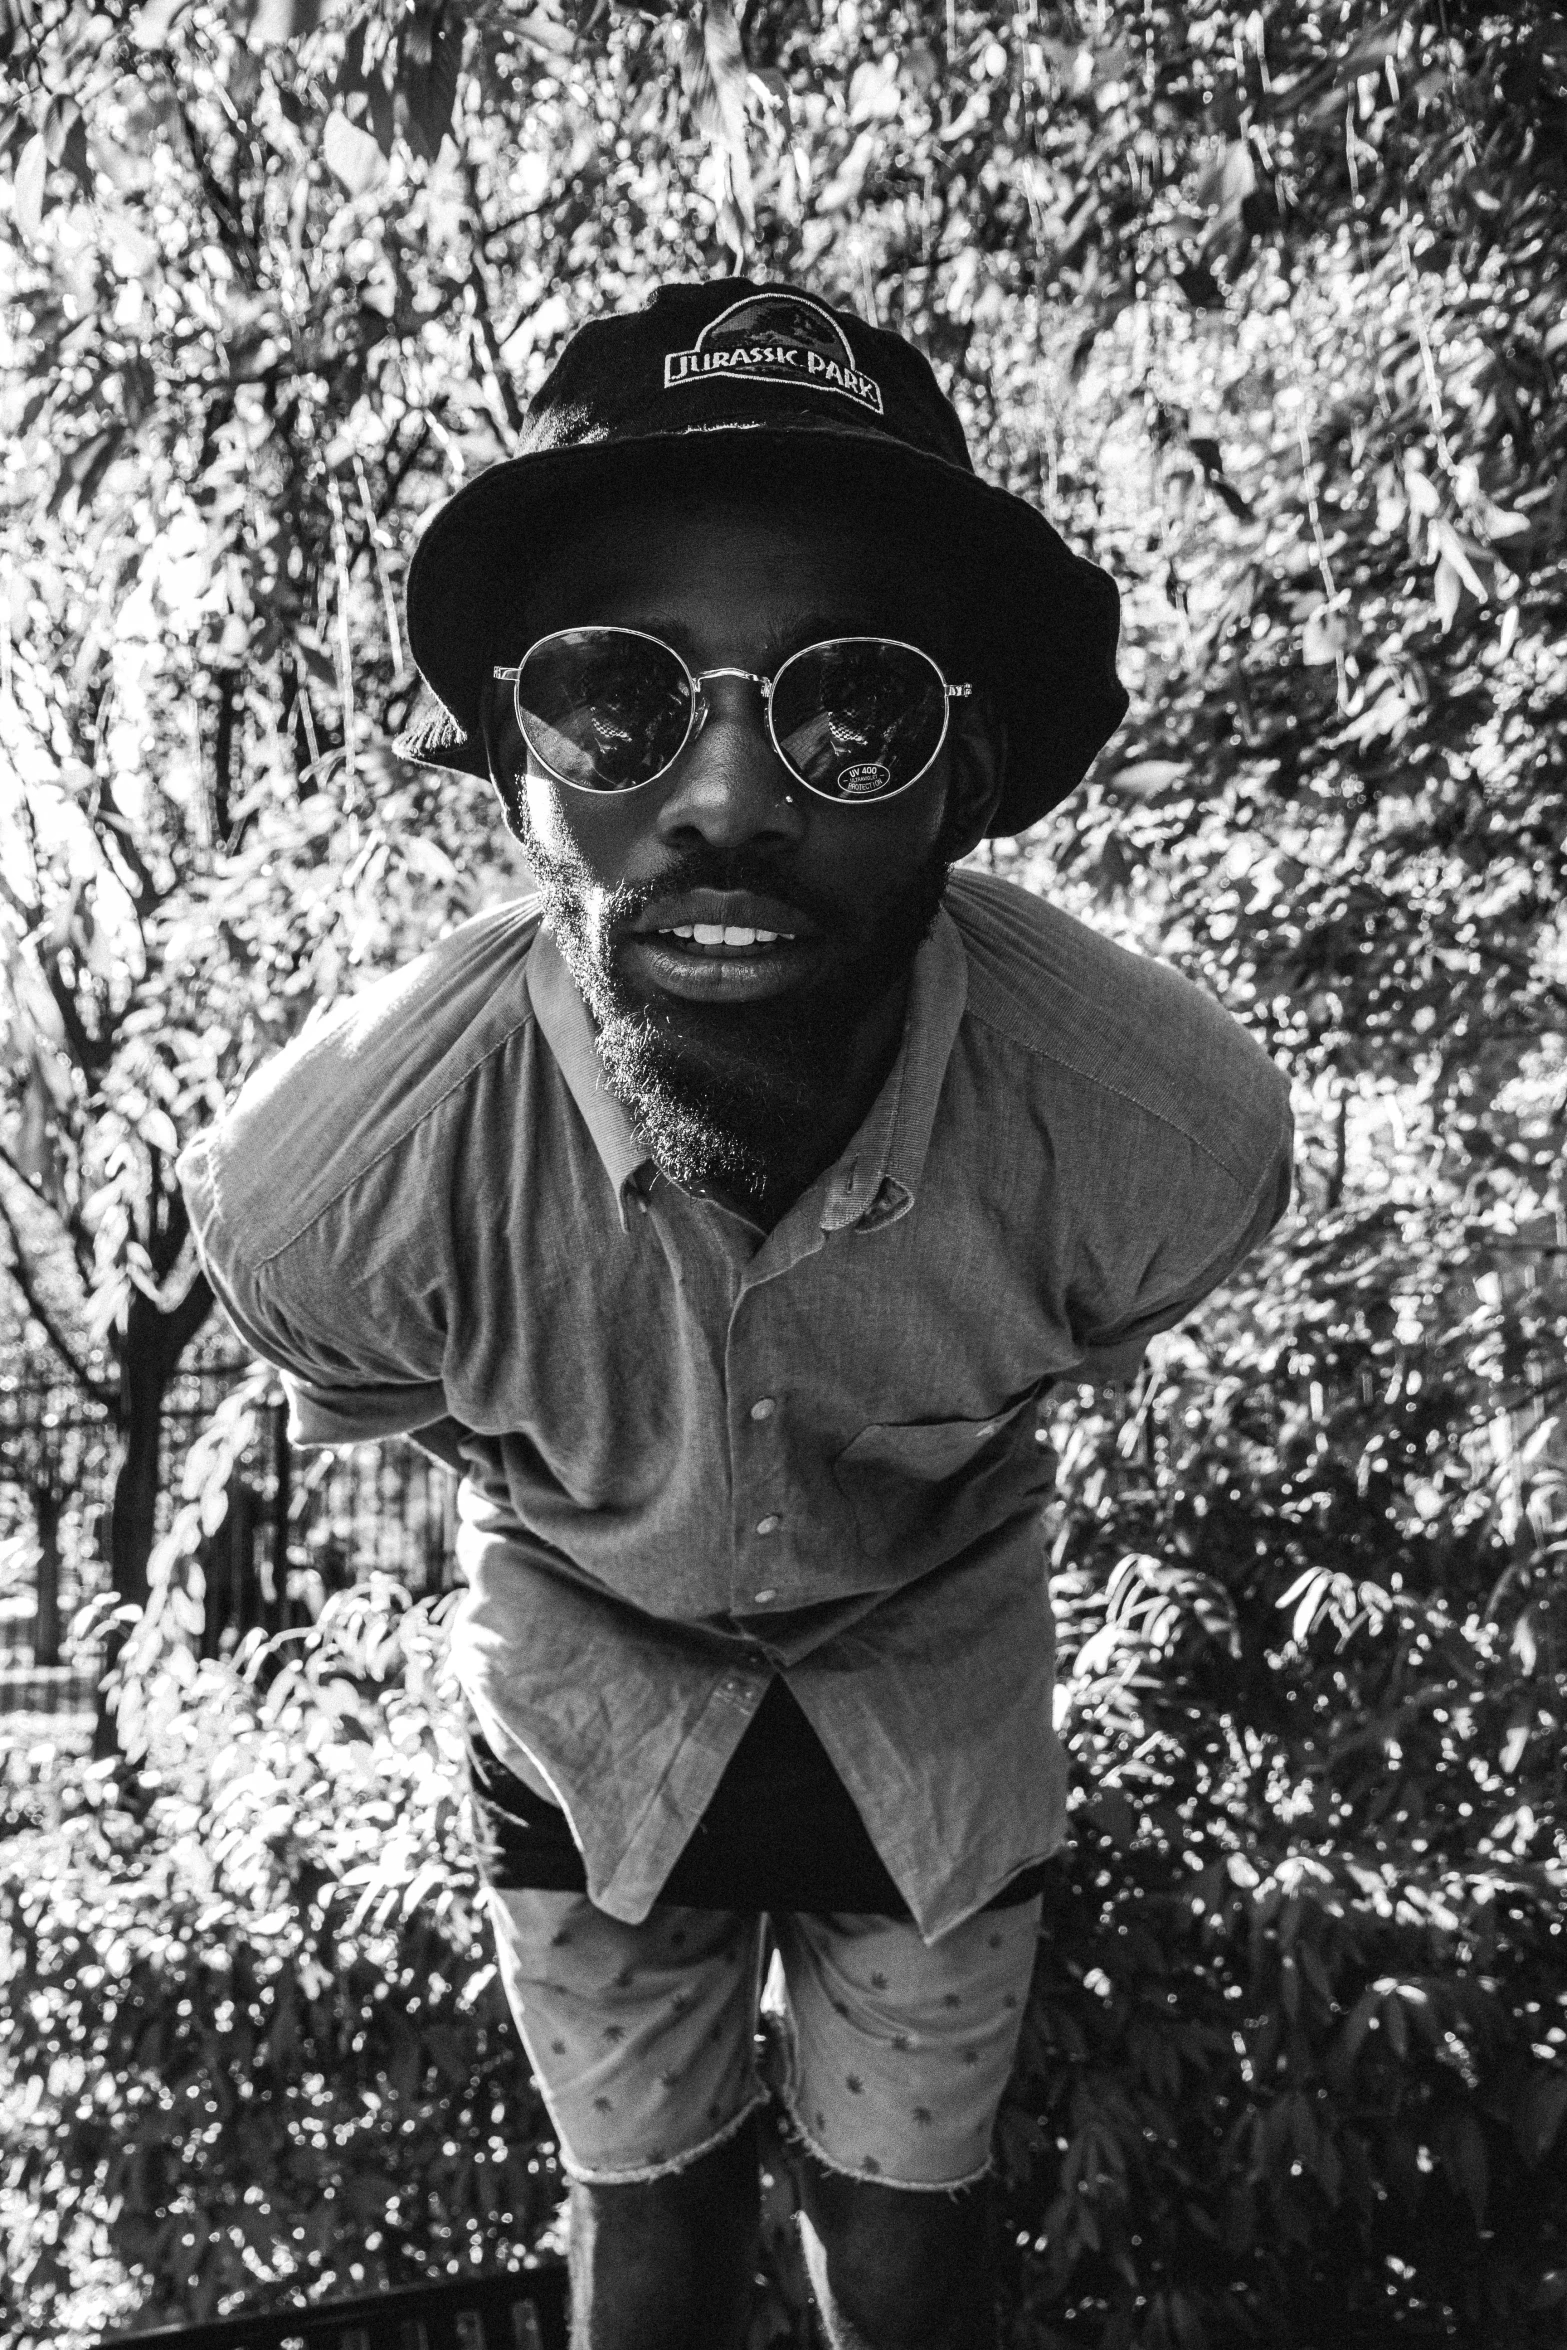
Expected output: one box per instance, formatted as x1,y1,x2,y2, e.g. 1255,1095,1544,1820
686,666,775,758
691,665,772,709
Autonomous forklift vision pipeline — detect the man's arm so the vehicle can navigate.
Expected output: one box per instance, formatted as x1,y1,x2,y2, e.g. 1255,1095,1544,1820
177,1130,451,1450
1072,1082,1294,1385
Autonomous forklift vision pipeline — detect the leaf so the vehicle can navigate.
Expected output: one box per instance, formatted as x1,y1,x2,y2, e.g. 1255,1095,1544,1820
507,7,575,60
1500,1698,1532,1775
13,131,47,241
1431,518,1489,601
1513,2071,1567,2168
1112,758,1187,796
1086,1788,1138,1845
399,3,463,163
43,97,88,184
48,428,125,516
1302,605,1348,665
848,54,901,125
1438,2112,1488,2228
1511,1609,1538,1674
815,128,877,214
131,0,193,44
322,110,387,196
240,0,322,40
400,1857,446,1918
680,0,753,229
141,1105,180,1156
294,632,337,688
1433,554,1463,632
1405,464,1441,517
1200,136,1256,252
337,22,396,156
1278,1565,1332,1644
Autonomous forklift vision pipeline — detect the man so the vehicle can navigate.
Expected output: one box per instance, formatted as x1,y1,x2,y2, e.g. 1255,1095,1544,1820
180,281,1293,2349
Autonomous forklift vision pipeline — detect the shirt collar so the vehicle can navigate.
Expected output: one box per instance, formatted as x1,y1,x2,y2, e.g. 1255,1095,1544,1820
525,905,970,1238
526,929,651,1228
817,905,968,1236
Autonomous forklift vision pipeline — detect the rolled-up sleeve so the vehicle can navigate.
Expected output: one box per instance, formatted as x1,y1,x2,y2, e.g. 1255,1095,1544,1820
178,1129,450,1447
1071,1056,1294,1384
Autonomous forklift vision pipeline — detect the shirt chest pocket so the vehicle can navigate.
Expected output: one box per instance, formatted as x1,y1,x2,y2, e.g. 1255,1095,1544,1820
832,1388,1052,1563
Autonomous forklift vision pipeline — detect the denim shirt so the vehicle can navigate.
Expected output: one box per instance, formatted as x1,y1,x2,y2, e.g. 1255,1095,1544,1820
179,869,1293,1942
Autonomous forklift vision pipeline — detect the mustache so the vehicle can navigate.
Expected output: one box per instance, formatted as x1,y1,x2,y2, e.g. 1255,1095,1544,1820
604,851,847,940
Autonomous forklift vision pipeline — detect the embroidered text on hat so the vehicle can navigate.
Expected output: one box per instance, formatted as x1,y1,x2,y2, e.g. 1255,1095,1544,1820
662,292,885,416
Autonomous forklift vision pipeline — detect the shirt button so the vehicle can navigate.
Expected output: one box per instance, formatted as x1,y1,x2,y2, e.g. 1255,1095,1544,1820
750,1398,776,1421
753,1588,777,1605
756,1514,781,1535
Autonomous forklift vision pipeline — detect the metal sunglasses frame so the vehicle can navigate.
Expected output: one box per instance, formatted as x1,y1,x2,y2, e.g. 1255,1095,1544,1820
492,625,971,804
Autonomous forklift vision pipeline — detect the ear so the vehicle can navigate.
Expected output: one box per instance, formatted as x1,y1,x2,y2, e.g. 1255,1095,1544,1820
938,690,1007,861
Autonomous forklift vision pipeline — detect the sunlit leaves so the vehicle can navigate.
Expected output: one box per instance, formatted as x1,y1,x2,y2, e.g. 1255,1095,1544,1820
322,106,386,194
0,1591,561,2333
2,0,1567,2334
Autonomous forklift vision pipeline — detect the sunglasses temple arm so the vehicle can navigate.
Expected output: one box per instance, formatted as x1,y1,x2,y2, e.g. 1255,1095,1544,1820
493,666,522,683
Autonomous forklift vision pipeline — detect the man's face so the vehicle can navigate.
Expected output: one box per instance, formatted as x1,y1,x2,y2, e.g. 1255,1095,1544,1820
489,489,1000,1200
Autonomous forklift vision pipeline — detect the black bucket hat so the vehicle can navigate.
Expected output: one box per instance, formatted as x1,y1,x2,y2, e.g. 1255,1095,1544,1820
396,279,1128,836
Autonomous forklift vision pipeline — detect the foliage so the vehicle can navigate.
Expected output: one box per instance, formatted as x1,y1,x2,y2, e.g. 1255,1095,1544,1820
1,1567,563,2347
4,0,1567,2339
992,1372,1567,2346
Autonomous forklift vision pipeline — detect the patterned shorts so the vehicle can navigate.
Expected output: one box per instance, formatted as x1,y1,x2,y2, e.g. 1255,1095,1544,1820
486,1887,1042,2191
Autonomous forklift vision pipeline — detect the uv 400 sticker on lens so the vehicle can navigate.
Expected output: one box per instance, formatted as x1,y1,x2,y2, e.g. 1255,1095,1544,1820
837,761,893,797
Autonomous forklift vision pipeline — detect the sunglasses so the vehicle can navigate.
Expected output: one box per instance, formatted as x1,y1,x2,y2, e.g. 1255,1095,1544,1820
492,626,971,804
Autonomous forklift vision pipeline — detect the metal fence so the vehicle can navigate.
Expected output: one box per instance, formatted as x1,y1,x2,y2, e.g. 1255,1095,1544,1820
0,1347,457,1766
101,2264,567,2349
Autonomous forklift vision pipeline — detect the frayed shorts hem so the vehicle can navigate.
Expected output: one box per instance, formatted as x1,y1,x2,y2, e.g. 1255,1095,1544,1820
774,2088,993,2196
553,2085,773,2188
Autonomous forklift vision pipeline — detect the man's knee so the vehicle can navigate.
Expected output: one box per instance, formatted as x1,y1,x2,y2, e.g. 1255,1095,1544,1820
798,2166,996,2350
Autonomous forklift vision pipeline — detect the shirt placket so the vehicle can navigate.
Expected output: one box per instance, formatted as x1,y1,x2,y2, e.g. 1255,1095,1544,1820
723,1215,828,1619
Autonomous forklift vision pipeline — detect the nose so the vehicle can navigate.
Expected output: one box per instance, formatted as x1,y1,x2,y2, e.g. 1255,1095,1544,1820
654,673,807,853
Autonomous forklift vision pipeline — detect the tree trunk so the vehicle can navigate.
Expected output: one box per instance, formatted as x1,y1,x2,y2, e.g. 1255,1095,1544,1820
94,1186,214,1758
31,1485,63,1669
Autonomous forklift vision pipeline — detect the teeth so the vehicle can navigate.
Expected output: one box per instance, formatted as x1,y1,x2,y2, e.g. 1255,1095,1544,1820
657,924,794,947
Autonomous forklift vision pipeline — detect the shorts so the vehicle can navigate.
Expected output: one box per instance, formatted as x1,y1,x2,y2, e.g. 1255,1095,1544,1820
485,1886,1042,2192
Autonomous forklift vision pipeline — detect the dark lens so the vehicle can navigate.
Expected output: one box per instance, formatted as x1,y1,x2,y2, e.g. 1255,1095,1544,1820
515,629,692,790
770,640,948,803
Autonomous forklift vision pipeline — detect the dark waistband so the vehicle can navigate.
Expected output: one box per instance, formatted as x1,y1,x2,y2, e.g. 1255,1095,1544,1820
465,1677,1049,1917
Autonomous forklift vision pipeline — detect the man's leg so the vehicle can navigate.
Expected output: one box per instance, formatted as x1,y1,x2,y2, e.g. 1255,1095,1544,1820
568,2113,759,2350
768,1898,1041,2350
796,2160,995,2350
485,1889,771,2350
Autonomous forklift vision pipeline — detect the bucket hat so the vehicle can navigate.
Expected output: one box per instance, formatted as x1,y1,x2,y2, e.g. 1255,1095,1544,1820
396,278,1128,835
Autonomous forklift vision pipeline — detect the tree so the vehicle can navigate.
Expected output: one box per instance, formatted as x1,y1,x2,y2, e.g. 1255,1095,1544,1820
3,0,1567,2336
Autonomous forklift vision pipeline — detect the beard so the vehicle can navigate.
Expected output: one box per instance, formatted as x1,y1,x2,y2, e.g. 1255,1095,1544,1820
515,818,951,1203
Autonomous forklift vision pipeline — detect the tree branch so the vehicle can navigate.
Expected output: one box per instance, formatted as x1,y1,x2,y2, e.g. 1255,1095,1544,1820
176,97,261,290
212,667,240,847
91,774,161,912
39,947,115,1077
458,160,526,443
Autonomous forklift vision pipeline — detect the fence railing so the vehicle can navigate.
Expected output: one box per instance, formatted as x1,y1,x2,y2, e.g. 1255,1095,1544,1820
100,2263,568,2350
0,1350,456,1764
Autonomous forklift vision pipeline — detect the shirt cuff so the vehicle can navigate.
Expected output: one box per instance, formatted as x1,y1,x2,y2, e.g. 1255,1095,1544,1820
283,1374,452,1448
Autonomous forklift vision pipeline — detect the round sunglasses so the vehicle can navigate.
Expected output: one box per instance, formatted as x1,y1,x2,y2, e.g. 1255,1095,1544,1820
492,626,971,805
